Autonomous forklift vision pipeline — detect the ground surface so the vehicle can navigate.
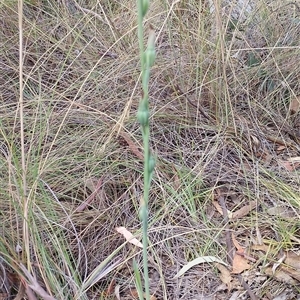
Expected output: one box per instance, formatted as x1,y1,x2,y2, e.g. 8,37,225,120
0,0,300,299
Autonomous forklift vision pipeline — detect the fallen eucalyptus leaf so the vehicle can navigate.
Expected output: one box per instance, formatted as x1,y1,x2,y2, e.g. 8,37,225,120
116,227,143,248
173,256,228,279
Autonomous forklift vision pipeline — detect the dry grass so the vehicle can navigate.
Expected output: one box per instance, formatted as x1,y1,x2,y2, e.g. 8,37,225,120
0,0,300,299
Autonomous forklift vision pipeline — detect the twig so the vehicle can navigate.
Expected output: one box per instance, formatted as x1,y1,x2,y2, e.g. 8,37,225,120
175,85,213,121
75,176,104,212
120,131,144,160
217,195,258,300
218,196,234,264
237,274,259,300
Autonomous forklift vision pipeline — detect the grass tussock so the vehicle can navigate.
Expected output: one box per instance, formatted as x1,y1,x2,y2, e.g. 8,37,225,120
0,0,300,299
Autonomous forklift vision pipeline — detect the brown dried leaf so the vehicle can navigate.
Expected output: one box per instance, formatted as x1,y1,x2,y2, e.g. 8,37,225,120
289,96,300,114
212,200,232,219
278,160,300,171
231,235,251,274
232,234,244,252
172,166,181,190
215,263,232,289
276,145,286,152
231,254,251,274
212,200,225,215
285,252,300,270
251,244,270,252
232,201,256,220
264,267,297,284
267,205,296,218
281,266,300,282
258,150,273,163
115,227,143,248
241,252,256,263
231,236,256,263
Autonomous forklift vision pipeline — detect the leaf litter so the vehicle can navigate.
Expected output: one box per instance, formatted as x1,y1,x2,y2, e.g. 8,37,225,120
1,1,300,299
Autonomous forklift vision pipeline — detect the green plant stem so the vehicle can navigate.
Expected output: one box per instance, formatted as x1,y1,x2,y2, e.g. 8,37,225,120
137,1,145,57
136,0,152,299
142,127,150,300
